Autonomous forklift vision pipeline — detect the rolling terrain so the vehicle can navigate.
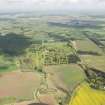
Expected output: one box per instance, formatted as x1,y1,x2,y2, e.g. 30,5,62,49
0,15,105,105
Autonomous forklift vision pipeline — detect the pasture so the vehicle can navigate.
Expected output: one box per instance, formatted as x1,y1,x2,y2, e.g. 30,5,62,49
76,39,102,55
80,55,105,72
45,64,85,89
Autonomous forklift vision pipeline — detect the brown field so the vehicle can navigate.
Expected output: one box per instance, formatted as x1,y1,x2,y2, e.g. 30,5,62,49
0,70,64,105
0,71,40,100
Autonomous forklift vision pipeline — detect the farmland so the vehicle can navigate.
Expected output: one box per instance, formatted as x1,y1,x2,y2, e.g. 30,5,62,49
0,14,105,105
0,72,41,105
69,82,105,105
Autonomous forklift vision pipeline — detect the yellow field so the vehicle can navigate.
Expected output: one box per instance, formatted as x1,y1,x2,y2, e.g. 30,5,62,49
69,82,105,105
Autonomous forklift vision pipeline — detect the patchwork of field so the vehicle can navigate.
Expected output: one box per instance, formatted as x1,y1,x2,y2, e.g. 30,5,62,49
0,65,84,105
0,15,105,105
69,82,105,105
76,38,105,71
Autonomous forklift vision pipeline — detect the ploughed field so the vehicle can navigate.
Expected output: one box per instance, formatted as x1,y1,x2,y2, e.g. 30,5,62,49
0,71,40,105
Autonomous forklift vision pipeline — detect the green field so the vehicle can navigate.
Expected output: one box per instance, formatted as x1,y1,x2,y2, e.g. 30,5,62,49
80,55,105,71
0,55,17,73
45,64,85,89
76,39,102,55
0,64,16,73
0,97,16,105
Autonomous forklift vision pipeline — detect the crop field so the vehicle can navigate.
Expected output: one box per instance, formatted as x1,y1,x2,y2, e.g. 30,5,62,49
79,55,105,71
0,71,41,105
100,41,105,45
75,37,105,71
69,82,105,105
45,64,85,89
76,39,102,55
0,55,17,73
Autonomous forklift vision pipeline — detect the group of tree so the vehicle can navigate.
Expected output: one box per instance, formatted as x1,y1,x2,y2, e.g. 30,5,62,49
17,43,80,72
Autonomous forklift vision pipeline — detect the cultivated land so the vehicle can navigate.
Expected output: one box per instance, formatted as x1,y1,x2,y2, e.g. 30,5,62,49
0,14,105,105
0,71,40,104
69,82,105,105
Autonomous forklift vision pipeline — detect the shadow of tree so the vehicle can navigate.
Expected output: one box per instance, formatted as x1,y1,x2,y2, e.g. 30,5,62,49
77,50,101,56
48,32,69,42
0,33,32,56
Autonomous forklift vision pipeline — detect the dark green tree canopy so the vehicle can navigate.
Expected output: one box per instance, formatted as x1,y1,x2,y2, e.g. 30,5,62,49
0,33,32,56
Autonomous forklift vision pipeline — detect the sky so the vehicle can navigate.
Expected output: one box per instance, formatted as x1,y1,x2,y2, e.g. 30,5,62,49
0,0,105,13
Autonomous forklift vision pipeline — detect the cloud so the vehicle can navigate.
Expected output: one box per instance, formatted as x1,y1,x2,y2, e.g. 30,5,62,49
0,0,105,13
